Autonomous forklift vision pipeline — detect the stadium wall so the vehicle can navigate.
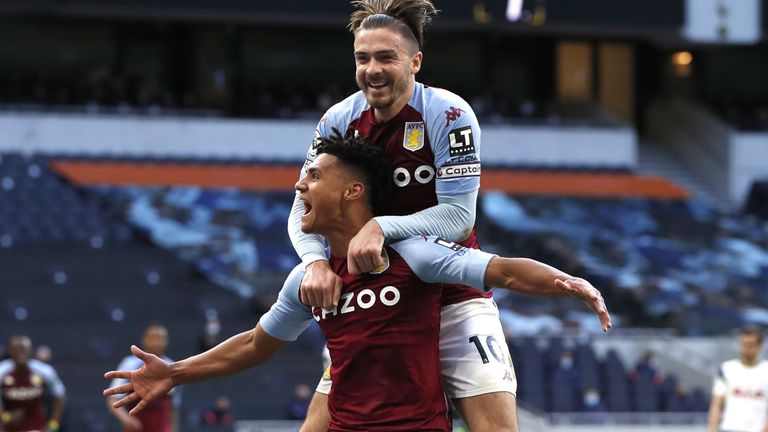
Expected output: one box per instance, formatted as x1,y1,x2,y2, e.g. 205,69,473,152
647,99,768,205
0,112,637,168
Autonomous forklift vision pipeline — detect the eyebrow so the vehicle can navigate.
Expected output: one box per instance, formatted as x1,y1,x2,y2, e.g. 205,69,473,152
354,49,398,57
307,166,319,176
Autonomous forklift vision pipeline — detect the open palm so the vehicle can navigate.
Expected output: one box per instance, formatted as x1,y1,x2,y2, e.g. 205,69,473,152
103,345,175,415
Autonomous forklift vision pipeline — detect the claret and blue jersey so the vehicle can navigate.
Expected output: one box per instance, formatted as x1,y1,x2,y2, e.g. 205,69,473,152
260,235,495,431
304,81,491,307
307,82,481,217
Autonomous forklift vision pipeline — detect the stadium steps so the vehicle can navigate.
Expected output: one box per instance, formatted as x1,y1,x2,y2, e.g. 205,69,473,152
636,139,731,208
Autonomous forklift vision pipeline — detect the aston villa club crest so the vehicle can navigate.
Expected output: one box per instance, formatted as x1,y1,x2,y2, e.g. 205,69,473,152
402,122,425,152
369,249,390,274
30,374,43,387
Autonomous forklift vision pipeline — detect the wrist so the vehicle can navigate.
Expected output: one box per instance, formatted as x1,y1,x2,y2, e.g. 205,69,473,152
368,218,385,236
169,361,181,387
304,258,329,269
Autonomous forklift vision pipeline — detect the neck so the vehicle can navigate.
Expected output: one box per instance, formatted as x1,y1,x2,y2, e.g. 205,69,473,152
742,355,760,366
373,79,416,123
323,208,374,259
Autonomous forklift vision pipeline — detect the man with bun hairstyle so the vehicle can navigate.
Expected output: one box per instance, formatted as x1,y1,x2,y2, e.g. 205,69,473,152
289,1,525,430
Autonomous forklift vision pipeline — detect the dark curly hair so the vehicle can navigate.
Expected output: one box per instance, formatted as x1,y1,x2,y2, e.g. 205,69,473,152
315,129,393,216
349,0,439,51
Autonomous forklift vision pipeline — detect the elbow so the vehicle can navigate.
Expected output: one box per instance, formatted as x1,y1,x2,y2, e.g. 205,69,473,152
445,211,475,242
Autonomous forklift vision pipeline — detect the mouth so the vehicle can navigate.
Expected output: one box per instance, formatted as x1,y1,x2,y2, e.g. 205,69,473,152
367,80,389,90
300,197,313,217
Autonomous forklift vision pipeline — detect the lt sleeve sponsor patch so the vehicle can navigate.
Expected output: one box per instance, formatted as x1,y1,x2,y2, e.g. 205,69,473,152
448,126,475,157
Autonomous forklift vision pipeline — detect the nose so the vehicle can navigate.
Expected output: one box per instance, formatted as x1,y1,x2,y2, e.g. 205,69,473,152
295,178,307,192
367,58,383,76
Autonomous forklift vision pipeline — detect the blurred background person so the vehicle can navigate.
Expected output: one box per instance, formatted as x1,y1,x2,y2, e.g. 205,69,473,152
0,335,65,432
200,395,233,427
33,345,52,364
581,387,607,413
707,327,768,432
285,384,312,421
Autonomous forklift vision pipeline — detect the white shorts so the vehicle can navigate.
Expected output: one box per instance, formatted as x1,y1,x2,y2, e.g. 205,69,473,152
315,297,517,399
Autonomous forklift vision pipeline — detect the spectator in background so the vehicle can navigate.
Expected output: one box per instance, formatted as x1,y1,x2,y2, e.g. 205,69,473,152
107,324,181,432
707,326,768,432
286,384,312,420
552,350,581,389
631,350,664,385
0,335,66,432
665,382,693,412
580,387,607,413
34,345,52,364
200,395,233,427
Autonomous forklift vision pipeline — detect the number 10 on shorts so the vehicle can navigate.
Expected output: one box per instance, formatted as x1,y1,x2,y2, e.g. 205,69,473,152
469,335,506,365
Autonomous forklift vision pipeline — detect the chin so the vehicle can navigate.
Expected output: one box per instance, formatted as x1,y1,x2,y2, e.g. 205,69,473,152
300,219,317,234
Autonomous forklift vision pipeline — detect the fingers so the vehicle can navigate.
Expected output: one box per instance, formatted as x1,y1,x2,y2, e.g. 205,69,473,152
103,383,133,397
347,257,361,275
593,297,613,332
112,392,140,409
301,261,336,308
321,289,335,310
307,289,322,309
130,345,149,361
586,288,612,332
300,285,310,306
558,279,613,332
332,277,343,308
128,399,149,416
104,370,131,380
321,275,343,309
348,248,383,275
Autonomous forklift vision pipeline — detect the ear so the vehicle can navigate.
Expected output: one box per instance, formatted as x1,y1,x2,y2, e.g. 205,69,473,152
344,181,365,202
411,51,423,74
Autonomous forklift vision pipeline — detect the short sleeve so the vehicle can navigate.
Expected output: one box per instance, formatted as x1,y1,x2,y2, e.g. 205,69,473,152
427,91,481,196
259,264,315,342
391,236,495,290
29,360,65,398
712,365,727,396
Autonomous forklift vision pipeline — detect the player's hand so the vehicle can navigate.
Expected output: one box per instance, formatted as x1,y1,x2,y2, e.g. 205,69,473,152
301,260,343,309
347,220,385,275
2,409,25,425
103,345,175,415
555,278,612,332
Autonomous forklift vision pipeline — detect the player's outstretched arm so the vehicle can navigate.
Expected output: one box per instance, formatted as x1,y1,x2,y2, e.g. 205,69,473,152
485,257,612,332
103,324,286,415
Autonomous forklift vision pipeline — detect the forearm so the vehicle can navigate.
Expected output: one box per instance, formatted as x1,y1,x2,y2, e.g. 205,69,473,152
486,257,574,296
374,191,477,242
50,397,65,422
706,397,722,432
170,327,276,386
288,193,328,265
